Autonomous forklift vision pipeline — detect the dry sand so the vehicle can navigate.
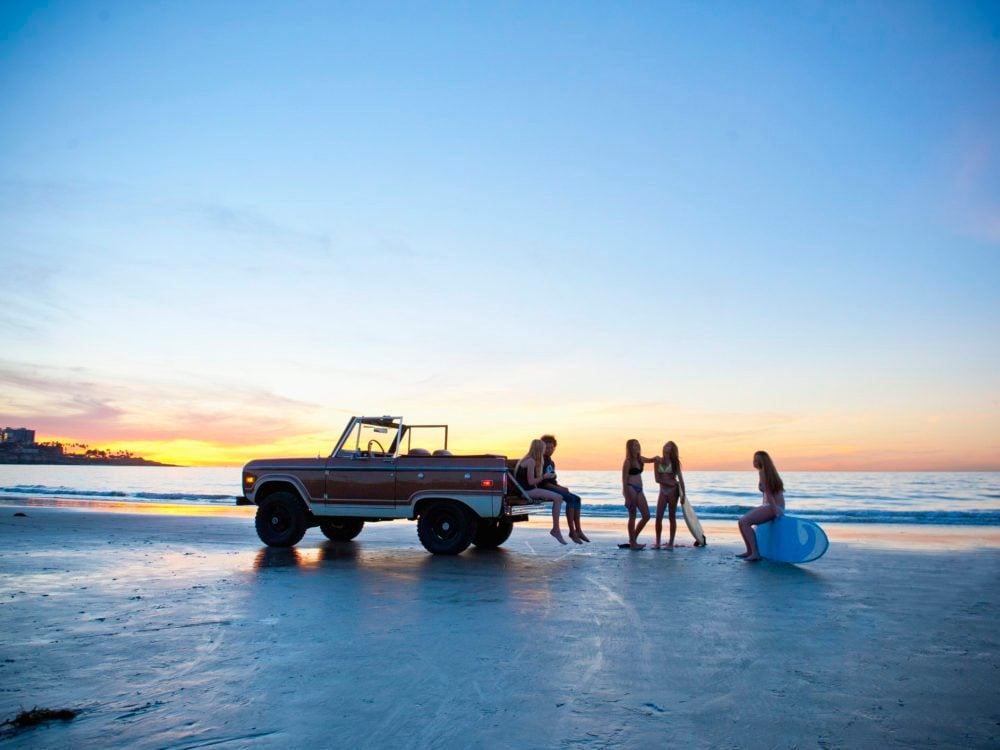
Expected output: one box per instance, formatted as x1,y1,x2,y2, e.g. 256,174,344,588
1,504,998,749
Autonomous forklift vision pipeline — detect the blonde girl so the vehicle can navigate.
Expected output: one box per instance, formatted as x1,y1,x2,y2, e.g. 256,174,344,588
653,441,687,549
737,450,786,561
515,439,567,544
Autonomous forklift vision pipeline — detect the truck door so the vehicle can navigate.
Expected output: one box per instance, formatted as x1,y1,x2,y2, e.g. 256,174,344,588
325,455,397,506
324,420,398,508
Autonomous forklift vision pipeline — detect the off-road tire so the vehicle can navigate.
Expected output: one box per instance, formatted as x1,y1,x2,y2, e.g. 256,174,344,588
417,501,476,555
319,518,365,541
255,491,308,547
472,517,514,548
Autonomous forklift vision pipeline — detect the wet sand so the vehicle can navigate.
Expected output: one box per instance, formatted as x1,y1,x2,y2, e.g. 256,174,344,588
1,504,998,748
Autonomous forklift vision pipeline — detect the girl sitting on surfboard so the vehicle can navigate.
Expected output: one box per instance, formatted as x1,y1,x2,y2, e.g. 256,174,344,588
621,439,655,549
737,450,786,561
653,441,687,549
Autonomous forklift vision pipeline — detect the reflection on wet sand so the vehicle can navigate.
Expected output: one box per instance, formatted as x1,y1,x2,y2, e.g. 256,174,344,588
249,538,567,613
253,543,360,569
0,496,255,517
6,499,998,551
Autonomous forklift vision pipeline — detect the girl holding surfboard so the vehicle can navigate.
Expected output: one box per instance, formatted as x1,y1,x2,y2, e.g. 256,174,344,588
737,450,786,561
621,439,655,549
653,441,687,549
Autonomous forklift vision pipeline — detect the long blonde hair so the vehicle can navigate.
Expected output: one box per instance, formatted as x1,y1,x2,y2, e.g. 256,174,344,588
753,450,784,494
661,441,680,474
519,439,546,482
625,439,641,471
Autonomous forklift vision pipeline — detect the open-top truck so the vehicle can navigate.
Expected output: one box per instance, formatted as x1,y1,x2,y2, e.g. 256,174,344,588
242,415,538,555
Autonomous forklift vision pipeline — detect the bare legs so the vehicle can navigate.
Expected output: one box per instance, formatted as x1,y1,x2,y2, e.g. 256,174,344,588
527,488,566,544
566,505,588,544
626,489,650,549
737,505,777,561
575,508,589,542
550,498,566,543
654,486,679,548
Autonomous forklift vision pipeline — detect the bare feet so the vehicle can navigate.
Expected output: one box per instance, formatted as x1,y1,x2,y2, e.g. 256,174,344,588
664,543,674,550
736,551,750,558
652,543,661,549
629,542,646,550
550,529,568,545
578,532,590,542
568,531,583,545
744,555,762,562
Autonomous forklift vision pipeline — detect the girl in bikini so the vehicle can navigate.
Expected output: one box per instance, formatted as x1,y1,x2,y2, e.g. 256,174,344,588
653,441,687,549
622,439,654,549
737,450,786,561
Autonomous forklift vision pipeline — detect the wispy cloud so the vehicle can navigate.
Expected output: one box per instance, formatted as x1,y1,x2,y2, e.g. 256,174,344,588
0,254,70,336
0,177,110,214
185,201,334,251
0,360,332,445
0,176,424,271
945,121,1000,246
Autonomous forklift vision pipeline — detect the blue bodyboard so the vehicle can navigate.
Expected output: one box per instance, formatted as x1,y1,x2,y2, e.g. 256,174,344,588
755,515,829,563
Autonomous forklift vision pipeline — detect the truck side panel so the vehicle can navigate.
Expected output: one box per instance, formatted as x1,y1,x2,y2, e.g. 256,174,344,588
395,455,506,512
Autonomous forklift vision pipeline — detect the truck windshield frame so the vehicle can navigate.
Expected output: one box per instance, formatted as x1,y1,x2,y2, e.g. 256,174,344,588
331,416,404,458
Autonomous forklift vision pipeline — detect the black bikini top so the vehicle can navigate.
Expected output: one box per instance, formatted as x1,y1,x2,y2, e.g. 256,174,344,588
628,464,642,476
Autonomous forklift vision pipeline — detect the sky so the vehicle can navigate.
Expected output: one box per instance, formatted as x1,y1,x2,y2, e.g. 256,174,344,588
1,1,998,470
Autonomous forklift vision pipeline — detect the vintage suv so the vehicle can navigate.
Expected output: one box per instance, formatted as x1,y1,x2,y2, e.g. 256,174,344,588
242,415,536,555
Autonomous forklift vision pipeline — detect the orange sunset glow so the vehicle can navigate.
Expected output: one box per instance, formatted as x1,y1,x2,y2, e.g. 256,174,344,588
32,398,1000,471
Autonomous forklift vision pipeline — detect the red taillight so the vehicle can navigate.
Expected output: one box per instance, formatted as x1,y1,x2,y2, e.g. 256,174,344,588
481,479,493,488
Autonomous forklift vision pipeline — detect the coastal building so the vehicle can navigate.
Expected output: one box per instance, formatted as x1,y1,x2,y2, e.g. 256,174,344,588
0,427,162,465
1,427,35,444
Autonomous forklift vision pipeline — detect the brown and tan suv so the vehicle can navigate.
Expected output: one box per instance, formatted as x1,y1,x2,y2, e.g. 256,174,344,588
242,415,536,555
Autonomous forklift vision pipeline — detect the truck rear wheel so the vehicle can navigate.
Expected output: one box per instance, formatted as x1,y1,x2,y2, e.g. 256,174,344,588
255,491,308,547
417,501,475,555
473,517,514,548
319,518,365,541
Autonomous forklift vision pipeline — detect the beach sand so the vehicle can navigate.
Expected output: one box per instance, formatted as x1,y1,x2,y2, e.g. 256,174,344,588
1,504,998,748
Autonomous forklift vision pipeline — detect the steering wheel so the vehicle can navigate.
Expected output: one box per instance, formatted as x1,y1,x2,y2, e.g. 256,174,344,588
367,439,386,456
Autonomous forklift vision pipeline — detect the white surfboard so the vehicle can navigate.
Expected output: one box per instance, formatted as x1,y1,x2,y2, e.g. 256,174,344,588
681,493,706,546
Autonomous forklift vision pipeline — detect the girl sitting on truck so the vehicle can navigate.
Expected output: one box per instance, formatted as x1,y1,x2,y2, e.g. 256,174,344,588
516,439,567,544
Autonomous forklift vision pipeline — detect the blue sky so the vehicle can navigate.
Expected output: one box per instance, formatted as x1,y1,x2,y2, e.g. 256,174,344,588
1,1,998,468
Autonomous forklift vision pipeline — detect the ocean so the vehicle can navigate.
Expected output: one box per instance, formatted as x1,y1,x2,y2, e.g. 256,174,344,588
1,465,998,526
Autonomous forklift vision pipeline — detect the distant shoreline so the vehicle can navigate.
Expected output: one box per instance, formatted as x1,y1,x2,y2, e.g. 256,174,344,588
0,457,176,467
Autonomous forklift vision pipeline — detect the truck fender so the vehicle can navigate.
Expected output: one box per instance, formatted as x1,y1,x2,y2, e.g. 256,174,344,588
251,475,312,507
408,492,498,520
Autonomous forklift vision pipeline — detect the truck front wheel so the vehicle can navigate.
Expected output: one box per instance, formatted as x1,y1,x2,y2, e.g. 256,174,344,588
417,501,475,555
255,491,308,547
319,518,365,541
473,517,514,548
